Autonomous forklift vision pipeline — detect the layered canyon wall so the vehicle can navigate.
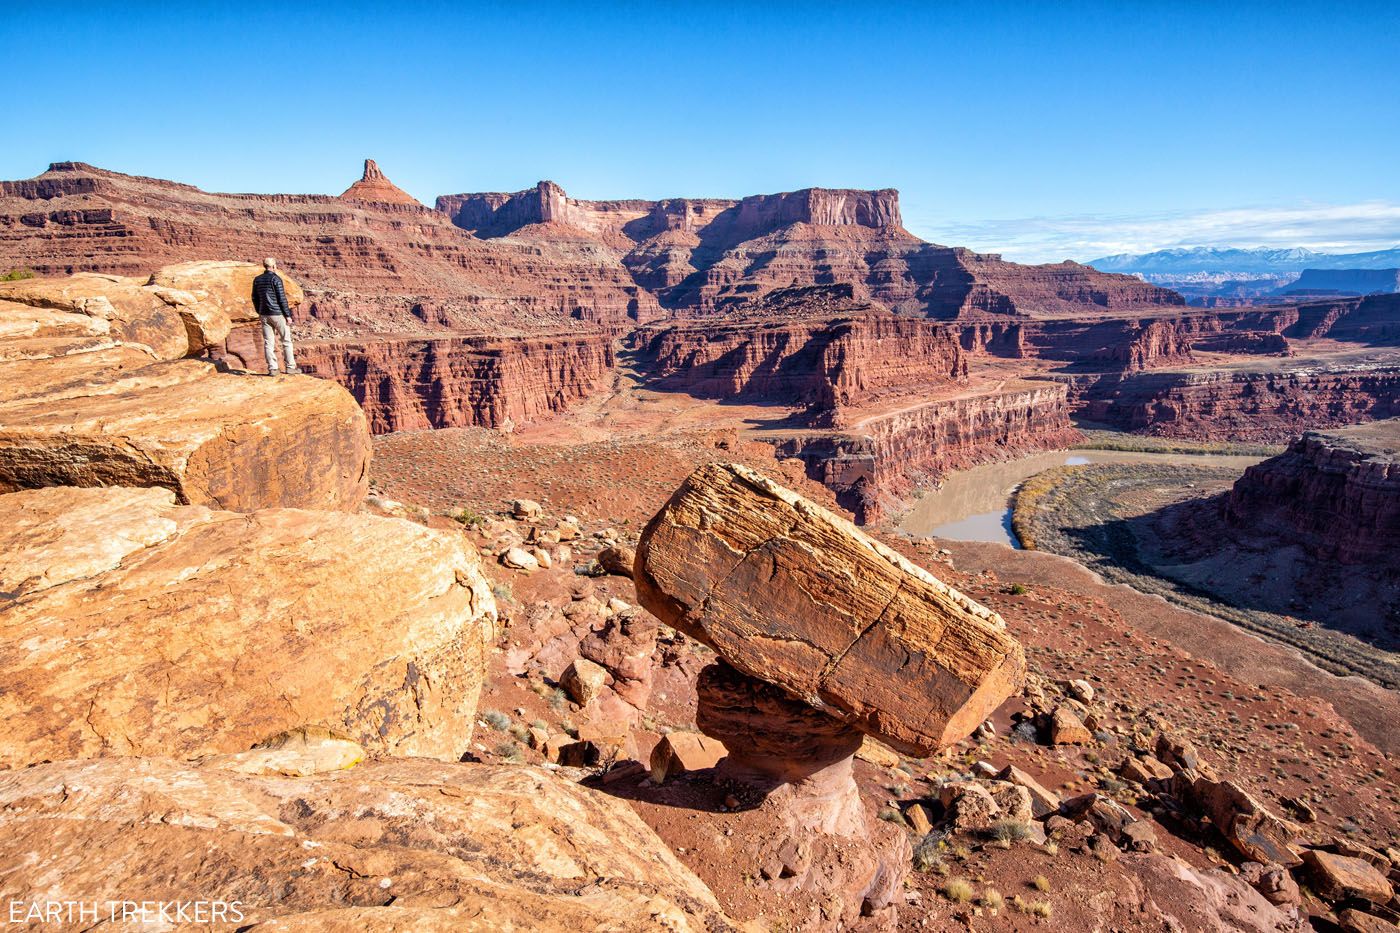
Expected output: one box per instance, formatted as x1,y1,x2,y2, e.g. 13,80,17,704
770,381,1079,522
1081,364,1400,441
1225,420,1400,564
290,333,616,434
636,292,967,411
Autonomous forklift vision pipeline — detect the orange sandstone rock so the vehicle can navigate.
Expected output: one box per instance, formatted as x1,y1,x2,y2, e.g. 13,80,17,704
0,758,734,931
634,462,1026,755
0,486,498,768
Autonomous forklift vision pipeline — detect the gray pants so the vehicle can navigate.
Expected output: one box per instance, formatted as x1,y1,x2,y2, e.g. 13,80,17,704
260,314,297,373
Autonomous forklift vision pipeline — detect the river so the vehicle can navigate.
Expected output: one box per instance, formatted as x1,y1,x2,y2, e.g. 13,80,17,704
896,449,1264,547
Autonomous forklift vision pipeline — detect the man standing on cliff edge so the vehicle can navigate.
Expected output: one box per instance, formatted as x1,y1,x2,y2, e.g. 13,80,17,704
251,257,300,376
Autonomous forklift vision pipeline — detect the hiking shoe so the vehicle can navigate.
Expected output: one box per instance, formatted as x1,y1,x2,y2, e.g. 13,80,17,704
267,369,280,377
286,367,303,375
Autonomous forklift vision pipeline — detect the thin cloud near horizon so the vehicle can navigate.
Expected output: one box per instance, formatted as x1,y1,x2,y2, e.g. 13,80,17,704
910,201,1400,265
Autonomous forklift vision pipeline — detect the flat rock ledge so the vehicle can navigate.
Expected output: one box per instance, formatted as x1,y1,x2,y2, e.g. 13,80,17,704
0,486,498,768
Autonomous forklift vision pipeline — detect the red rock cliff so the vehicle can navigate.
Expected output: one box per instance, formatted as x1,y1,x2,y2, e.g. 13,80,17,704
637,288,967,412
1225,420,1400,563
1081,361,1400,441
769,381,1080,522
293,332,616,433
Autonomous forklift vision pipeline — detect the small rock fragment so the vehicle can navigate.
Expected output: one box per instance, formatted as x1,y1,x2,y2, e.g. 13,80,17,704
1048,706,1092,745
501,547,539,572
560,658,609,706
649,731,727,784
995,764,1061,818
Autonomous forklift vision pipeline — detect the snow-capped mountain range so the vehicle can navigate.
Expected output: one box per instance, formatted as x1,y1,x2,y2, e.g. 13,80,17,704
1088,245,1400,276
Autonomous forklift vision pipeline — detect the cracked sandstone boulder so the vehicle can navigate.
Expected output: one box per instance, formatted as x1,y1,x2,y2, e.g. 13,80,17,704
0,757,734,932
0,486,498,768
634,461,1025,755
0,332,370,513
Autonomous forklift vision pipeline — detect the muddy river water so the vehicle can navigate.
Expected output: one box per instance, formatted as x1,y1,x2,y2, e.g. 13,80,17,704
896,449,1264,547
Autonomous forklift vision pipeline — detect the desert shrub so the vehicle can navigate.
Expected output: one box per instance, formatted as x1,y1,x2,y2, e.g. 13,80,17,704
939,878,974,903
491,582,514,604
1,267,35,281
979,888,1005,910
986,819,1034,844
1030,874,1050,892
452,506,485,528
508,722,532,743
482,709,511,731
877,806,908,827
911,833,947,873
1006,583,1029,596
1011,721,1040,744
494,740,524,763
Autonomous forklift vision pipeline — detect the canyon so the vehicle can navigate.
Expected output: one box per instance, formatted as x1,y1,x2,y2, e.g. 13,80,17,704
2,160,1398,522
2,167,1398,931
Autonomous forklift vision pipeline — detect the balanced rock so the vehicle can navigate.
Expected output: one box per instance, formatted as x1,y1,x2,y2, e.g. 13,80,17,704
0,486,498,768
0,757,733,931
634,462,1025,755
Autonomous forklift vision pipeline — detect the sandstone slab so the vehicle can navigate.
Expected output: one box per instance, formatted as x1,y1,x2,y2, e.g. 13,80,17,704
0,486,498,768
634,462,1026,755
1302,849,1394,905
0,272,190,359
0,344,370,512
0,757,733,931
1192,777,1302,867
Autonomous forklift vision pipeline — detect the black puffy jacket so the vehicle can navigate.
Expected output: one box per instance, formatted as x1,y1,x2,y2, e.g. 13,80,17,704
251,270,292,316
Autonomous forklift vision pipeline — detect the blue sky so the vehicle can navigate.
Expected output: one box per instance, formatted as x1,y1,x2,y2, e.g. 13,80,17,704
3,1,1398,262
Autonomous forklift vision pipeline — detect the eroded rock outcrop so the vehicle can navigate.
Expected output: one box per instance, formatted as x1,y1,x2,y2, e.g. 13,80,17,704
0,757,734,931
294,331,616,433
0,485,498,768
637,292,968,410
1080,360,1400,441
0,268,370,511
633,462,1023,927
772,379,1081,522
340,158,422,206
